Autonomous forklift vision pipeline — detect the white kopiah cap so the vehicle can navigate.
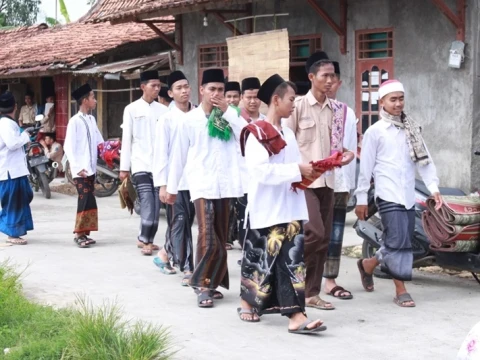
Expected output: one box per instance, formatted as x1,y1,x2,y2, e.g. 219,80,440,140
378,80,405,99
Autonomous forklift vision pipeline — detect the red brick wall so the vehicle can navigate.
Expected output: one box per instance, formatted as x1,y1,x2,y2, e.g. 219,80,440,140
54,74,69,144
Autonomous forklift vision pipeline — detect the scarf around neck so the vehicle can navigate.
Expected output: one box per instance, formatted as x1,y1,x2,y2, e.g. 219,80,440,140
380,108,430,166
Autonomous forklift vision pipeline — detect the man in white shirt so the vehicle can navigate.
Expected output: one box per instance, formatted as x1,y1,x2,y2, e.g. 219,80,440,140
0,92,34,245
234,77,265,258
224,81,241,107
224,81,242,251
64,84,104,248
153,70,196,284
322,61,357,300
158,86,173,107
355,80,442,307
166,68,247,307
120,70,168,256
285,51,355,311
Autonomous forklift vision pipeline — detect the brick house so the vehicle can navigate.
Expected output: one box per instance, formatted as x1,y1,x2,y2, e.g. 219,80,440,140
0,19,175,142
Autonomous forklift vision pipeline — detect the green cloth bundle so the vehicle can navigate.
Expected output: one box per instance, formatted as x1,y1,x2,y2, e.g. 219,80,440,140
207,106,240,141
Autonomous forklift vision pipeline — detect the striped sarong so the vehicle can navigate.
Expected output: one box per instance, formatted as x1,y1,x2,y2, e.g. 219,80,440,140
0,175,34,238
190,198,230,290
376,198,415,281
164,190,195,272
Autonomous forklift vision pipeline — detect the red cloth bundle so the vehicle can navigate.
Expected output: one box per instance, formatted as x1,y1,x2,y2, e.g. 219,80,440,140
98,140,121,169
291,152,343,192
240,120,287,157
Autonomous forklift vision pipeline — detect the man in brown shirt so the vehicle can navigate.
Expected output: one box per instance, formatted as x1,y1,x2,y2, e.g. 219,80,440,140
286,51,355,311
18,92,36,128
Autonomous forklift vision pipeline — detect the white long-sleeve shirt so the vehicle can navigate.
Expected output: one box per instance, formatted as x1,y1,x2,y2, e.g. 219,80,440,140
166,105,247,201
64,112,104,178
355,119,439,209
334,106,358,192
152,105,189,190
120,98,168,175
245,125,308,229
0,116,30,180
237,112,266,194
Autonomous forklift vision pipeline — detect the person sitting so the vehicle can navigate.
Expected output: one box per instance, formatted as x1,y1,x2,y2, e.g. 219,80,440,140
37,95,56,142
40,133,63,172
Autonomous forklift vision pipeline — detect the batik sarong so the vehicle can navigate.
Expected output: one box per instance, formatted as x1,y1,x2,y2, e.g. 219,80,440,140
376,198,415,281
235,194,248,248
164,190,195,272
73,175,98,234
190,198,231,290
240,221,306,317
324,192,349,279
132,172,160,244
0,175,34,238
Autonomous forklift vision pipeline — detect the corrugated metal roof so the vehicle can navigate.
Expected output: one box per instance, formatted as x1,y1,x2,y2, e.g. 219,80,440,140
73,51,172,75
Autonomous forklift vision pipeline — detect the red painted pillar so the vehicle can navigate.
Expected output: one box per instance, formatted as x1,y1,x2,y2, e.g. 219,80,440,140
54,74,69,144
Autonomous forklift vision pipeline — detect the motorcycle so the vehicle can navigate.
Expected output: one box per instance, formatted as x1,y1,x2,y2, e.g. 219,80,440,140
354,173,480,284
25,115,58,199
64,139,121,197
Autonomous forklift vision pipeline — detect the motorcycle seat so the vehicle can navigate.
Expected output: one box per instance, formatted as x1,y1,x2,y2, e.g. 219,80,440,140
415,178,465,196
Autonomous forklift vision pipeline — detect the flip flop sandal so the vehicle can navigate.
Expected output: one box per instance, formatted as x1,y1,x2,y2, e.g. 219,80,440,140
210,290,223,300
288,320,327,335
73,236,90,248
181,273,192,287
153,257,177,274
305,296,335,310
137,242,160,250
6,238,28,245
394,293,416,308
326,286,353,300
198,291,214,308
237,308,260,323
357,259,375,292
142,247,153,256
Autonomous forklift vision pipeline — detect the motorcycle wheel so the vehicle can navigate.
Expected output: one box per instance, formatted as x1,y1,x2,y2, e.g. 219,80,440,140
38,171,51,199
94,172,119,197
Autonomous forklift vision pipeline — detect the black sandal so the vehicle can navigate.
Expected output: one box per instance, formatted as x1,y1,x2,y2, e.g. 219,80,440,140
85,236,96,245
210,290,224,300
74,235,90,248
198,291,213,308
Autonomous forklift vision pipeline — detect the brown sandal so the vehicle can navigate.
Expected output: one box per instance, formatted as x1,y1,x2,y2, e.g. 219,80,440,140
326,286,353,300
141,247,153,256
305,296,335,310
137,241,159,250
6,237,28,245
357,259,374,292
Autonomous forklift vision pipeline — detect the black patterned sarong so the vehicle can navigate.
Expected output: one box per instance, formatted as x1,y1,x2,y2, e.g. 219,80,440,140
240,221,306,317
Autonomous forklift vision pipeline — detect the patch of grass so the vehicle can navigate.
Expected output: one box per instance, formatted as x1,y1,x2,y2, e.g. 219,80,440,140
64,297,173,360
0,261,173,360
